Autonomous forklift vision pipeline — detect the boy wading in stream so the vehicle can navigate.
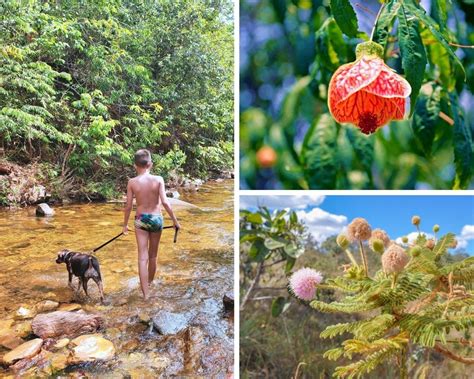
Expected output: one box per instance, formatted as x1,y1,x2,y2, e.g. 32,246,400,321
123,149,181,300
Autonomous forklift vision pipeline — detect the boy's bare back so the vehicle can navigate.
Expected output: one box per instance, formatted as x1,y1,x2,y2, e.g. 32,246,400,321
128,174,165,214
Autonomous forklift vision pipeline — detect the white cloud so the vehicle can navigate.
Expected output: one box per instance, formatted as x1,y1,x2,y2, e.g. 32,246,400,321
457,225,474,250
239,195,325,210
395,231,434,245
296,208,347,243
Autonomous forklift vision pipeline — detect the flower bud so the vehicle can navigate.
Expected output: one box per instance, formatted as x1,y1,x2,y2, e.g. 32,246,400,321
425,239,435,250
410,246,422,257
347,218,372,242
382,245,409,274
411,215,421,226
371,238,385,254
369,229,390,249
336,234,350,249
402,236,409,244
433,224,440,233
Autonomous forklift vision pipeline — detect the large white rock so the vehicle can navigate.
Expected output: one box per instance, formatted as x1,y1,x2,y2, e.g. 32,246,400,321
70,334,115,362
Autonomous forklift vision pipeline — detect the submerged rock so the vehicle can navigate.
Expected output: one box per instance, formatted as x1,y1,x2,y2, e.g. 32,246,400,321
32,311,104,339
2,338,43,365
15,306,35,320
35,203,54,217
152,311,191,335
70,334,115,363
34,300,59,313
0,331,23,349
52,338,70,350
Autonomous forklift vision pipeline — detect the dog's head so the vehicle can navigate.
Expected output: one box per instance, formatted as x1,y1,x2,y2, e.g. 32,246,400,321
56,249,73,264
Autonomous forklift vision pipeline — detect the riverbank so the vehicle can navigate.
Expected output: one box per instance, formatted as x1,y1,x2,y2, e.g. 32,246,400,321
0,159,233,207
0,180,234,377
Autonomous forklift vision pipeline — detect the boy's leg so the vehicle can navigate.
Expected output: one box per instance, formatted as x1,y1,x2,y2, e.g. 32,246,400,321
135,228,150,299
148,231,162,285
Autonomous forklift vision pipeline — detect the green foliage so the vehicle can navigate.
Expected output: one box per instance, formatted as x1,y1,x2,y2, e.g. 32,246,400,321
240,0,474,189
0,0,233,200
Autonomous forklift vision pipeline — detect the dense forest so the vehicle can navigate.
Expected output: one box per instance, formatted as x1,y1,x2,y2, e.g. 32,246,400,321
0,0,233,205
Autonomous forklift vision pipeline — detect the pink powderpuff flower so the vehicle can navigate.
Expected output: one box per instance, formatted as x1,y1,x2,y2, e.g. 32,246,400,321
289,268,323,301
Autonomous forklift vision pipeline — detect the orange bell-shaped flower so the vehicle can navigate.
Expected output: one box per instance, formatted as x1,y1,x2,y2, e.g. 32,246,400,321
328,41,411,134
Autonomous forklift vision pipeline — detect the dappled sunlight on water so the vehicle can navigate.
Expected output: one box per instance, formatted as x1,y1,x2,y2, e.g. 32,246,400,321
0,180,234,377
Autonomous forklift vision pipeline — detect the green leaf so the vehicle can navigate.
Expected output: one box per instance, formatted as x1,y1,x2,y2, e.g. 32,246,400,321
301,114,338,189
372,0,400,48
450,93,473,189
430,0,447,32
248,240,268,262
246,213,263,224
411,84,441,156
285,257,296,273
315,18,346,71
264,237,286,250
398,5,427,115
346,127,374,175
406,0,465,79
271,296,290,317
329,0,358,38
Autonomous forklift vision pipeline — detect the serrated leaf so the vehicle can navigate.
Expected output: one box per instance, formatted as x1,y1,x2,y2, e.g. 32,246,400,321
406,0,465,79
398,5,427,115
329,0,358,38
450,93,473,189
372,0,400,48
301,114,338,189
412,84,441,156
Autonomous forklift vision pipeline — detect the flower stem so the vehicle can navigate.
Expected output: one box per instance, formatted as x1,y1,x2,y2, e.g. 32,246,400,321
370,2,387,41
358,240,369,276
345,249,358,266
391,273,398,289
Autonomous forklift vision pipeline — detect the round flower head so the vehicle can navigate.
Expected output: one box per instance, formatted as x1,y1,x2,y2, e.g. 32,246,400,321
336,234,350,249
412,215,421,226
410,246,422,257
425,239,435,250
289,268,323,301
402,236,409,244
370,239,385,254
347,217,372,242
328,41,411,135
433,224,440,233
382,244,409,274
369,229,391,250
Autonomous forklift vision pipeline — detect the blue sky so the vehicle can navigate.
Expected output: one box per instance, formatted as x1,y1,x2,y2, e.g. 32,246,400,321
240,195,474,254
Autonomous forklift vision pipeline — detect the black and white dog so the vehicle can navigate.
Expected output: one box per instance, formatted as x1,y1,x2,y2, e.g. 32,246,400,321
56,249,104,303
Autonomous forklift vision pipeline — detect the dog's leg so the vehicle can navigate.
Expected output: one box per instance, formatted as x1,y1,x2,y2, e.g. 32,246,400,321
68,271,74,290
93,278,104,303
77,278,82,293
82,278,90,297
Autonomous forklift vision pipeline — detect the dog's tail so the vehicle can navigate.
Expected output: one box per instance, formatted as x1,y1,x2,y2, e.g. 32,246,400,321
88,256,93,270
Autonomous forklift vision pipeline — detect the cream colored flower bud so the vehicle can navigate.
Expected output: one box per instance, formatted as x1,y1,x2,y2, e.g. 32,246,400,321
433,224,440,233
412,216,421,226
369,229,390,249
371,238,385,254
347,218,372,242
382,245,409,274
336,234,350,249
410,246,422,257
402,236,409,243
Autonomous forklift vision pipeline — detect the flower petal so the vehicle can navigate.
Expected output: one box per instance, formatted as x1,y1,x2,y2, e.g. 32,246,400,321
332,91,401,134
363,67,412,99
328,56,384,111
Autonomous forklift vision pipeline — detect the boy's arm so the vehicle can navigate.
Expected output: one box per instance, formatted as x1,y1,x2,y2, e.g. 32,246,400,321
123,180,133,234
158,177,181,229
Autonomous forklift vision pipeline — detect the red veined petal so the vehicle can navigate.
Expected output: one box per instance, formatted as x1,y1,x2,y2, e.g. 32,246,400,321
331,91,400,134
328,56,384,109
363,66,412,99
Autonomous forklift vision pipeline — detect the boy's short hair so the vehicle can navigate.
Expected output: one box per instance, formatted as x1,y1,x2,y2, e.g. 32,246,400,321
134,149,152,168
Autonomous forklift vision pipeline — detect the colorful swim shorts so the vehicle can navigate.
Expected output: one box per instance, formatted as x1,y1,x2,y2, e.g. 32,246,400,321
134,213,163,233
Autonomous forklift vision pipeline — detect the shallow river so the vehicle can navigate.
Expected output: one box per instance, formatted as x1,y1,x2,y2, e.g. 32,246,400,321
0,180,234,378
